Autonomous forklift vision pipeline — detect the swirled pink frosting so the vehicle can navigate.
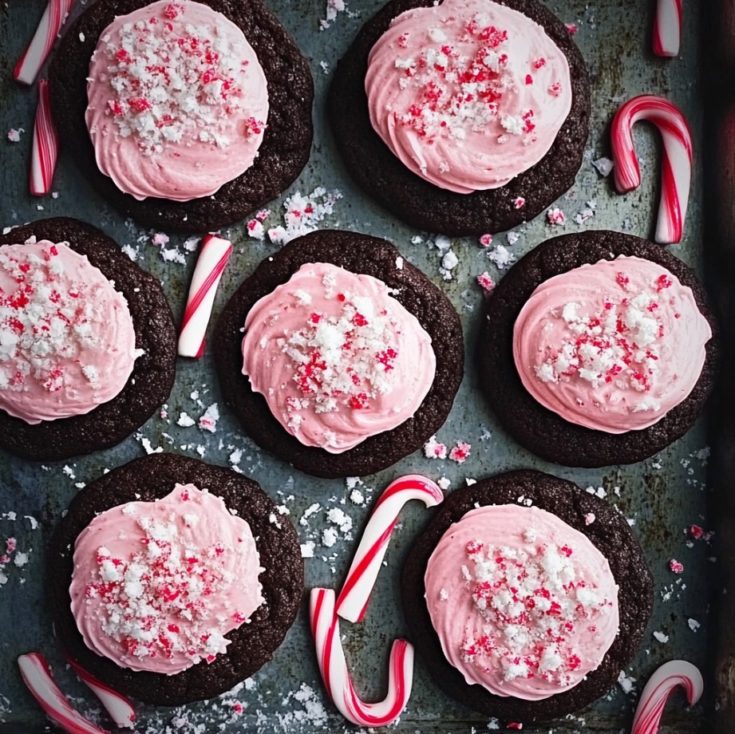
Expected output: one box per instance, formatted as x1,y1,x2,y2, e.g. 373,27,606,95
70,484,264,675
424,504,619,700
86,0,269,201
0,240,138,425
365,0,572,193
513,256,712,433
241,262,436,453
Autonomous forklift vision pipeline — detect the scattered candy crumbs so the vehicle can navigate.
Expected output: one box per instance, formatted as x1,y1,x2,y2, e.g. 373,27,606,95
506,231,521,246
592,156,614,176
618,670,637,694
245,209,270,241
573,200,597,225
584,513,596,525
546,206,566,225
264,188,342,245
487,243,515,270
448,441,471,464
198,403,220,433
688,618,701,632
7,128,23,143
479,233,493,248
476,271,496,293
177,412,196,428
653,630,670,644
423,435,448,459
437,477,451,491
319,0,347,30
669,559,684,574
565,22,579,34
513,196,526,209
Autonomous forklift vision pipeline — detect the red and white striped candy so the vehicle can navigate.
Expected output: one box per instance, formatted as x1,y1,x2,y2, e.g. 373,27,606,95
611,95,693,245
310,588,414,728
336,474,443,623
14,0,75,86
17,653,109,734
178,234,233,358
631,660,703,734
652,0,682,58
67,658,136,730
30,79,59,197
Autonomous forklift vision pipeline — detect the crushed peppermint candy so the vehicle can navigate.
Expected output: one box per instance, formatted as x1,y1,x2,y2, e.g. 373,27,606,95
389,20,547,145
668,559,684,574
533,270,675,399
460,537,613,687
476,271,496,292
95,3,265,154
479,234,494,248
198,402,219,433
487,244,515,270
546,207,566,226
424,435,448,459
513,197,526,209
592,156,614,177
266,188,342,245
448,441,471,464
7,128,23,143
319,0,347,30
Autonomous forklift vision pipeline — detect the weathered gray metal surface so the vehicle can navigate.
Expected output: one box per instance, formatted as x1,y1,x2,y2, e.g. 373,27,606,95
0,0,717,731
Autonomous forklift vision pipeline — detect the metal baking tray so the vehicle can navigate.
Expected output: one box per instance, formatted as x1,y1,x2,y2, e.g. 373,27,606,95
0,0,727,731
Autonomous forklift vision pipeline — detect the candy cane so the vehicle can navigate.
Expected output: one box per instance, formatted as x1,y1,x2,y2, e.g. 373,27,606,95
335,474,443,623
631,660,703,734
29,80,59,197
310,588,414,728
17,653,109,734
611,95,692,245
14,0,75,86
652,0,682,58
67,658,136,730
178,234,233,358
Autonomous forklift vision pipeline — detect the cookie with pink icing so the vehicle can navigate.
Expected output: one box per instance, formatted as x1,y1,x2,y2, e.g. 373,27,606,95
366,0,572,193
479,231,719,467
330,0,590,234
214,230,464,478
402,470,653,721
241,262,436,454
50,0,313,231
0,218,177,462
513,255,711,434
86,0,268,202
70,483,264,675
52,454,304,705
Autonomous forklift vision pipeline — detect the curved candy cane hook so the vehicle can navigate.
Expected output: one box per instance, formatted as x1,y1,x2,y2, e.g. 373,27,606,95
652,0,683,58
631,660,703,734
611,94,693,245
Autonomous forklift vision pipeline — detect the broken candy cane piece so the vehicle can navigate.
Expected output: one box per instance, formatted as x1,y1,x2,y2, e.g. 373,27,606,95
631,659,703,734
17,652,109,734
335,474,443,623
611,94,692,244
67,657,136,730
310,588,413,728
652,0,682,58
29,80,59,197
178,234,233,358
14,0,75,85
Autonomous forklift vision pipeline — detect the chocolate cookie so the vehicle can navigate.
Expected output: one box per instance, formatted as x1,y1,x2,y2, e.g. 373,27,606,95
329,0,590,236
50,453,304,706
402,469,653,722
213,229,464,478
478,231,719,467
0,217,176,462
49,0,313,233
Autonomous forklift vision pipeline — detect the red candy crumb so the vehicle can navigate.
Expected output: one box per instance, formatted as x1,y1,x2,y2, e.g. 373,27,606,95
513,196,526,209
448,441,471,464
669,559,684,574
476,272,496,293
479,233,493,248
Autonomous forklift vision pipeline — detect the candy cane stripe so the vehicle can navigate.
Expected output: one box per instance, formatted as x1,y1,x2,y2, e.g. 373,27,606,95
177,234,233,358
14,0,75,85
30,80,59,197
652,0,683,58
335,474,443,624
611,95,692,245
18,653,109,734
631,660,703,734
67,658,136,729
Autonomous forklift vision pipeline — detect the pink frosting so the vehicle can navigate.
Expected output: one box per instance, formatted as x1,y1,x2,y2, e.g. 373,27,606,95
70,484,264,675
241,262,436,453
86,0,269,201
513,256,712,433
365,0,572,193
424,504,619,700
0,240,138,425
